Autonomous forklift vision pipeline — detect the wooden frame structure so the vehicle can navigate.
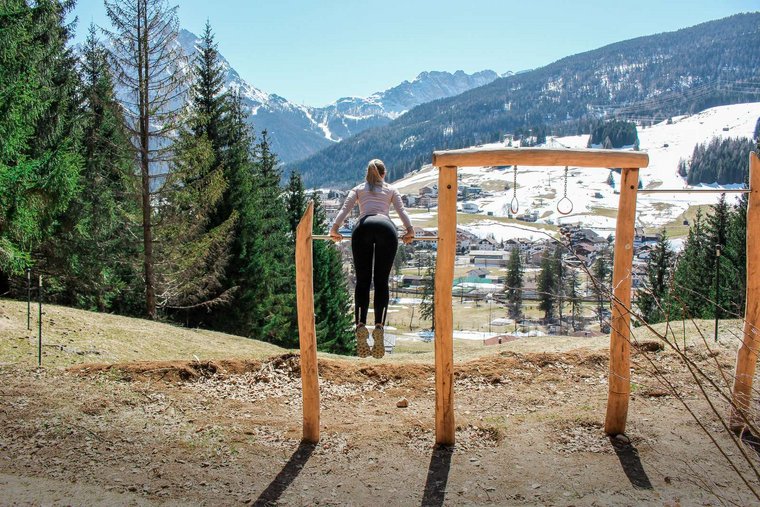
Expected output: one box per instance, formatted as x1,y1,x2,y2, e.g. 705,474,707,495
294,149,759,445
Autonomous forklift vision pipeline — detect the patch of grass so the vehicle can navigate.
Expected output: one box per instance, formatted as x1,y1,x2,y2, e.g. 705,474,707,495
0,299,286,369
647,204,711,238
588,207,619,219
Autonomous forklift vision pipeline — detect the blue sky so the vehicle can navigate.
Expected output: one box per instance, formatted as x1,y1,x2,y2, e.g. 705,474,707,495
70,0,759,107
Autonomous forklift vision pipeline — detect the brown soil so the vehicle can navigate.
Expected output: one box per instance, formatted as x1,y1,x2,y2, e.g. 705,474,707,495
2,345,760,506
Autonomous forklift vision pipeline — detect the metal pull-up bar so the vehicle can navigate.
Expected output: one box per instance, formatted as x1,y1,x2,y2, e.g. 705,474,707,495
312,234,439,241
638,188,751,194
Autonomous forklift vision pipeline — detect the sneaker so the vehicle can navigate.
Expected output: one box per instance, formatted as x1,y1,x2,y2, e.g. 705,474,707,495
372,325,385,359
355,324,370,358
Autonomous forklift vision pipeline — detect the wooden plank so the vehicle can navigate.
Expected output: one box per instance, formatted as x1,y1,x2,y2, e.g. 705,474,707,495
435,165,457,446
432,147,649,169
731,152,760,431
296,201,320,443
604,168,640,435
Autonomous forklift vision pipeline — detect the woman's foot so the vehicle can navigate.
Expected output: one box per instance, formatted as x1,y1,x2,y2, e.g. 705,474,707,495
355,324,370,358
372,325,385,359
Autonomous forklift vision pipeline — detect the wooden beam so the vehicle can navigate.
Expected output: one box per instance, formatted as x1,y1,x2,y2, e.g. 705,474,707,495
295,201,320,443
731,151,760,431
432,147,649,169
435,165,457,446
604,168,639,435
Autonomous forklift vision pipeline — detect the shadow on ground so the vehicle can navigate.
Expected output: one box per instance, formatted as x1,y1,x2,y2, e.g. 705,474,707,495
610,437,653,490
252,441,316,506
422,445,454,507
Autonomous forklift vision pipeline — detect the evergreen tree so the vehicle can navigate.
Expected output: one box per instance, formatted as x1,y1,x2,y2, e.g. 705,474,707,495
725,189,748,316
420,263,436,329
537,249,556,322
285,171,307,238
705,194,732,319
505,247,523,321
637,230,675,324
211,90,258,334
190,21,227,154
42,25,141,313
566,268,583,331
245,131,297,346
105,0,187,319
670,209,710,318
592,244,612,331
553,246,566,330
153,127,236,315
0,0,80,277
311,192,354,354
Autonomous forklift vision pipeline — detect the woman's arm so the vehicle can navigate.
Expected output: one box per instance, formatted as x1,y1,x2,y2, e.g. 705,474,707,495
330,189,358,233
391,188,414,233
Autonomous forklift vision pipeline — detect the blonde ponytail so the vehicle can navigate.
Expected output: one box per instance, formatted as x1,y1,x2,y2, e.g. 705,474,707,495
366,159,386,191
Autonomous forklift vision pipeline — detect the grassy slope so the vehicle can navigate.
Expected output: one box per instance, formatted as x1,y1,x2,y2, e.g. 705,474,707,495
0,299,285,369
0,298,745,369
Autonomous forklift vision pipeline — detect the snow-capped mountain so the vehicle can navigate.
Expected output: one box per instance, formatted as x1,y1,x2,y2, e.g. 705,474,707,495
177,30,500,163
305,70,500,142
391,102,760,242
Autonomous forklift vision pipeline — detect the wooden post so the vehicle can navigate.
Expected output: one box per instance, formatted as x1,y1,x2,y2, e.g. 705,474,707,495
604,168,639,435
296,201,320,443
435,165,457,446
731,152,760,431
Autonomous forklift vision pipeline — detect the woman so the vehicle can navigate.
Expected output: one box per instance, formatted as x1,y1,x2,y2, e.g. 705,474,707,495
330,159,415,358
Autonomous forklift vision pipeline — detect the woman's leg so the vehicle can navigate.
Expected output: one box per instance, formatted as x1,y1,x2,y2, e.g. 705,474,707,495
371,219,399,326
351,222,374,326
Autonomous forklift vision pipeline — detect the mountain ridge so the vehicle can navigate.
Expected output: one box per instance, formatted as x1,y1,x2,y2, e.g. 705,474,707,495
286,13,760,187
176,28,501,162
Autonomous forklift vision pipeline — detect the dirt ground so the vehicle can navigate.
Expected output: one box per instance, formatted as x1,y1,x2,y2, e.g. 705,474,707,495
2,340,760,506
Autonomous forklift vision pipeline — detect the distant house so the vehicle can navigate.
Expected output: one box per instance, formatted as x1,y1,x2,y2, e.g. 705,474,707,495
461,202,480,213
419,185,436,196
401,194,418,207
400,274,425,288
418,195,438,209
470,250,508,267
475,237,499,251
467,268,490,278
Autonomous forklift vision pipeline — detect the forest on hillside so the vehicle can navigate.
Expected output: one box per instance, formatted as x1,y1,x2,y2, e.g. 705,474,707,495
0,0,353,354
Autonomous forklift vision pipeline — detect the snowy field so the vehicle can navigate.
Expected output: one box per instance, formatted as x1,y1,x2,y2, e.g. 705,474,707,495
393,102,760,239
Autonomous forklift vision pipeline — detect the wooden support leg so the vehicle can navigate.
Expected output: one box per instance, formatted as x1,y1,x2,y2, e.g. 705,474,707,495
435,166,457,446
296,201,320,443
605,168,639,435
731,152,760,431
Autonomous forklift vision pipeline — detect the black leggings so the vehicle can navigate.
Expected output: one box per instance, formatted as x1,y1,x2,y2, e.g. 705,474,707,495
351,214,398,326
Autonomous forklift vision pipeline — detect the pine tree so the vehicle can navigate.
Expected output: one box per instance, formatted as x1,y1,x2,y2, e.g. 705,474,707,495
553,246,566,330
637,230,674,324
211,90,258,334
285,171,307,239
670,210,710,318
42,25,141,313
505,247,523,321
591,245,612,331
725,189,748,316
105,0,187,319
190,21,227,154
537,250,556,323
0,0,81,277
311,192,354,354
153,126,236,316
566,268,583,331
245,131,298,346
420,263,436,329
705,194,732,319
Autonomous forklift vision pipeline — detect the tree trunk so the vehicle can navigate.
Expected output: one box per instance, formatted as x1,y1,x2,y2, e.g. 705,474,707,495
137,0,156,319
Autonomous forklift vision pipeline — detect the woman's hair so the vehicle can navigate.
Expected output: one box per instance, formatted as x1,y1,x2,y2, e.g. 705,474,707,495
366,159,386,191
